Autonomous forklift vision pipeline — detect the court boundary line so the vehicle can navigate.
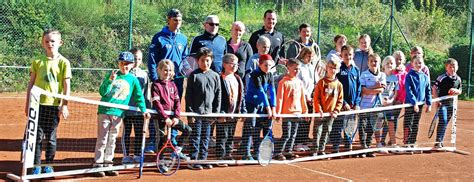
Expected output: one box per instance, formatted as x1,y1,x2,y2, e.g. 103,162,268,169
285,163,353,182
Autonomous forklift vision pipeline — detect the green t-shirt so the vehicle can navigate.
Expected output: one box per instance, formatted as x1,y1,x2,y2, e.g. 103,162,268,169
97,72,147,117
31,55,72,106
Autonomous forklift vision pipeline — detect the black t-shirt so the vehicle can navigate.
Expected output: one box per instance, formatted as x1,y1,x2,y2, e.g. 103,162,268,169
434,72,461,105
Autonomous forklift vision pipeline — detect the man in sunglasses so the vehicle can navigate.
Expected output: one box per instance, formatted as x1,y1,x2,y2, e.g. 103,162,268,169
190,15,227,73
248,9,285,64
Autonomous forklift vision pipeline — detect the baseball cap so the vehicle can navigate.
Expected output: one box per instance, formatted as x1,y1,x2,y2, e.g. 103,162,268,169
118,51,135,63
167,9,182,18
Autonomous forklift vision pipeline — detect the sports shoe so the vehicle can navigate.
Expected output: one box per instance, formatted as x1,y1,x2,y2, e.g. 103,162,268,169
203,164,213,169
188,164,203,170
32,166,41,175
144,144,156,153
158,164,169,173
216,163,228,167
294,144,306,152
105,170,119,176
92,172,105,177
43,166,54,173
302,144,311,151
284,153,299,160
122,156,134,164
366,152,376,157
174,147,191,161
273,153,286,161
376,143,384,148
133,155,142,163
433,143,443,149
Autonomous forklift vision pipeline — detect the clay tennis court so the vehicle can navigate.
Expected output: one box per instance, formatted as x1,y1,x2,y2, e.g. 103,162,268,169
0,93,473,181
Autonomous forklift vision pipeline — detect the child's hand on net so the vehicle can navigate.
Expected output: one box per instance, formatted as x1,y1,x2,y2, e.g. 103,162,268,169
218,117,226,123
414,105,419,113
330,111,338,118
165,118,173,127
143,112,151,120
172,118,180,126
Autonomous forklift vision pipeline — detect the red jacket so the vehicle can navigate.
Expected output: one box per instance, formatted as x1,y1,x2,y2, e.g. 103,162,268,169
151,79,180,119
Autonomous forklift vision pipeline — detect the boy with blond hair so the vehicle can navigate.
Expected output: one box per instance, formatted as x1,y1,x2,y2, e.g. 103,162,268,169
404,55,432,146
313,57,343,156
25,29,71,174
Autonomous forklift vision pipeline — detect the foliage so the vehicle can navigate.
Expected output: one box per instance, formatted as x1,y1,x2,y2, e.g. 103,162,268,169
0,0,470,93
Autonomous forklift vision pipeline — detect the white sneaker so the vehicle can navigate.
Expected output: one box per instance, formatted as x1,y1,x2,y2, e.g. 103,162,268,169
133,155,142,163
302,144,310,151
122,156,134,164
294,144,306,152
376,143,384,148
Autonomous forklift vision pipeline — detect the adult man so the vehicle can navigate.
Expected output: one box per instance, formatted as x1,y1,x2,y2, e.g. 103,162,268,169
190,15,227,73
148,9,188,96
248,9,284,62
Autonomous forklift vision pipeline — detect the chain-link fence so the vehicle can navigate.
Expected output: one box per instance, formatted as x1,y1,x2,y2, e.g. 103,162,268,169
0,0,472,96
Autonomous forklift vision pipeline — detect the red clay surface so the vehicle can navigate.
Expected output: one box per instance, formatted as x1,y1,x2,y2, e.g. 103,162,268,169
0,93,473,181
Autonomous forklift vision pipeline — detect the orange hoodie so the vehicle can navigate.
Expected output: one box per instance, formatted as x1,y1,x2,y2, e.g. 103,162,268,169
313,77,343,114
276,75,308,114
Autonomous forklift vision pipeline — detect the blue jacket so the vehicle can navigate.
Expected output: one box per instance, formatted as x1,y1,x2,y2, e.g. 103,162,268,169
336,62,361,108
190,31,227,73
245,68,276,107
148,26,188,81
354,49,369,72
405,69,432,106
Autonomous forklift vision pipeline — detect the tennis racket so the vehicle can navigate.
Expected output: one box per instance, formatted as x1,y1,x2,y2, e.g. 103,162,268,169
138,118,149,178
279,40,302,60
258,121,274,166
178,54,198,78
343,113,358,144
156,126,180,176
428,107,440,139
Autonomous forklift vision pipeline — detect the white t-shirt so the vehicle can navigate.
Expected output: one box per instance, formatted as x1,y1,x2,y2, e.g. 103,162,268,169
360,70,386,109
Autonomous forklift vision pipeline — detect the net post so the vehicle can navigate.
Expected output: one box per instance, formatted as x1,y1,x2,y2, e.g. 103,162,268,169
21,86,43,178
450,95,458,148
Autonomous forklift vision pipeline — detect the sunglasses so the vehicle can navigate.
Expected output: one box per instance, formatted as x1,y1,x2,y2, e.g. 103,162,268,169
207,22,220,27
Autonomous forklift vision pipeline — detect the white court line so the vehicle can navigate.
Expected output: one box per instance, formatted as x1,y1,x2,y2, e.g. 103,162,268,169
457,128,474,133
286,163,353,182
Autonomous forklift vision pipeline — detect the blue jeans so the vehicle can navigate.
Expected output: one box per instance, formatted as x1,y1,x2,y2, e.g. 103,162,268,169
241,103,272,157
34,105,59,165
329,117,349,151
314,117,334,152
436,104,453,144
277,119,299,154
216,119,237,158
189,118,211,160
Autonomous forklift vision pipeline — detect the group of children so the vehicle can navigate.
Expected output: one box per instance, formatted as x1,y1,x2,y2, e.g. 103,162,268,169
26,28,462,176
